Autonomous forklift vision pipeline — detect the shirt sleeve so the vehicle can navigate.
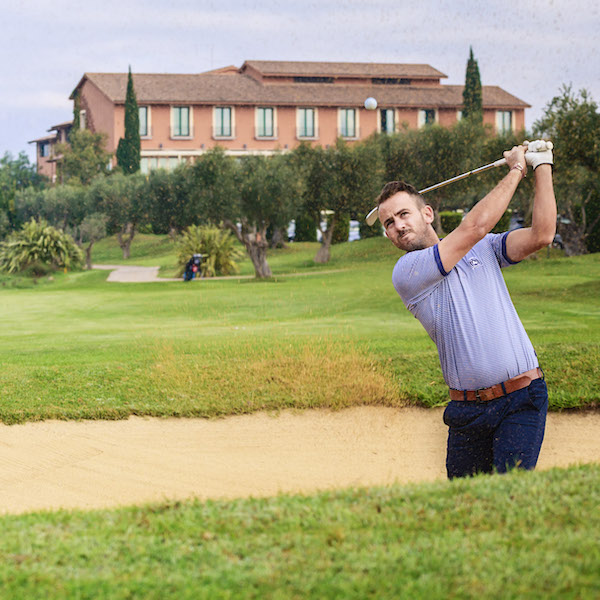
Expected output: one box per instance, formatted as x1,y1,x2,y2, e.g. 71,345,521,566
487,232,521,268
392,245,447,309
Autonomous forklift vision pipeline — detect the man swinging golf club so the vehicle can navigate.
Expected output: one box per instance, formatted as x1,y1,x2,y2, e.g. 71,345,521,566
375,141,555,478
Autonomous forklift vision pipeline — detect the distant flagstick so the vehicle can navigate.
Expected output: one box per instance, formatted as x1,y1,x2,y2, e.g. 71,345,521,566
364,158,507,227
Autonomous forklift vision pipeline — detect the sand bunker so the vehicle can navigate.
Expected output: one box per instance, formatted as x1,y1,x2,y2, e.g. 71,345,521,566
1,407,598,515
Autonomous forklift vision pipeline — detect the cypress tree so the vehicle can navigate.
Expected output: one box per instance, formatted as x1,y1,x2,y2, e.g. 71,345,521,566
116,66,141,173
70,91,81,140
462,47,483,122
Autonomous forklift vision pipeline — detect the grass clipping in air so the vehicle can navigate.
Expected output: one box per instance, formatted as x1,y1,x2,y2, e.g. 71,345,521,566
149,339,406,417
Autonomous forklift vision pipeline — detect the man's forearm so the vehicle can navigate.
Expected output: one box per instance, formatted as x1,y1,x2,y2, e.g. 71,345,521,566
530,165,556,245
461,168,522,237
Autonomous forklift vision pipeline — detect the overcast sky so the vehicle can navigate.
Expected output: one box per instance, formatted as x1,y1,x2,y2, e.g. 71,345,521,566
3,0,599,162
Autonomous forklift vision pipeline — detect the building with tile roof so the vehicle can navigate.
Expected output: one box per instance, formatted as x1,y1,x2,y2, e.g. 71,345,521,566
32,60,529,176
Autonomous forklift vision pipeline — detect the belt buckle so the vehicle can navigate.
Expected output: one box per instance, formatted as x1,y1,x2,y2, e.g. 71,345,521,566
475,389,483,401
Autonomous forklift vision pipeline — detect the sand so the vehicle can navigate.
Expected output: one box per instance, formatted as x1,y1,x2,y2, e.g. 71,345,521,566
1,407,599,515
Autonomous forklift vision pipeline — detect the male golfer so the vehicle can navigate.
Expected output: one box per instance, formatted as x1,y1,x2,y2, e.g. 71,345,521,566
377,143,555,478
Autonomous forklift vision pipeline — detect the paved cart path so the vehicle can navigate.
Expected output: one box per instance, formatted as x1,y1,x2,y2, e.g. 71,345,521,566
93,264,346,282
1,407,598,515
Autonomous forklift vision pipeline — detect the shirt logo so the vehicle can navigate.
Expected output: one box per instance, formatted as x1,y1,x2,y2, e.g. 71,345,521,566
468,256,481,268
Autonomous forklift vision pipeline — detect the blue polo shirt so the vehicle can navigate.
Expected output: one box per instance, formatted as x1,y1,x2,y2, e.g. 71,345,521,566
392,232,538,391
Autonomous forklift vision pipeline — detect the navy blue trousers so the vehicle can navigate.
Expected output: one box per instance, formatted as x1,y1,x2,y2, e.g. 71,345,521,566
443,378,548,479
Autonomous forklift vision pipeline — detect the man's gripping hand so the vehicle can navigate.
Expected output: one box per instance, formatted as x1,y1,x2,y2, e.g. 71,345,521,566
503,145,528,178
524,139,554,170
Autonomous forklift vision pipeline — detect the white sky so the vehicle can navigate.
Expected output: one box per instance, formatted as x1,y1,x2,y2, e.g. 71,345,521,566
3,0,599,161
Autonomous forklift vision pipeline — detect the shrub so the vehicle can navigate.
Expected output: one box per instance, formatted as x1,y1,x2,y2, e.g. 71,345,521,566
492,209,512,233
0,219,84,275
176,225,244,277
294,213,318,242
359,219,383,239
440,211,463,233
331,213,350,244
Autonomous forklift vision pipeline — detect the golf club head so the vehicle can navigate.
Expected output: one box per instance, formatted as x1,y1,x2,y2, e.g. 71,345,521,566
365,206,379,226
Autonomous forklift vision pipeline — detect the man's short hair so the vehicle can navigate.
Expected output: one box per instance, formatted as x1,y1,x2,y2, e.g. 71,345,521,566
376,181,425,208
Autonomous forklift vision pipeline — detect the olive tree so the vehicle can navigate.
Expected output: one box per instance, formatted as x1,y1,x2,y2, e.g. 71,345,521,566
533,86,600,254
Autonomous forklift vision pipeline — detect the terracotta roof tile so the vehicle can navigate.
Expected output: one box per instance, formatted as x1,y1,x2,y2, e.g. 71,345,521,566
28,134,57,144
242,60,447,79
76,69,529,110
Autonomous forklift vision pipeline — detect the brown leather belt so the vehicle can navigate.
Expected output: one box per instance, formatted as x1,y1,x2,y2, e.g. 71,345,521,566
449,368,543,402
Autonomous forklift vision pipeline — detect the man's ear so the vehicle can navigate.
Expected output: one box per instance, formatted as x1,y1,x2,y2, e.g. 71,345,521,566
422,205,435,224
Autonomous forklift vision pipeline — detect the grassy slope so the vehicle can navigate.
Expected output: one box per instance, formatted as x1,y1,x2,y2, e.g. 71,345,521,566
0,237,597,424
0,464,598,599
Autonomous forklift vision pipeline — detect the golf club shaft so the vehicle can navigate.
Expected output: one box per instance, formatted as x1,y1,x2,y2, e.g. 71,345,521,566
365,157,507,225
418,158,507,194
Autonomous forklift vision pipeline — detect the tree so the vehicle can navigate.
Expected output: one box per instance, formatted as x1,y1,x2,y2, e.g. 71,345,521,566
191,149,302,278
87,172,148,259
534,85,600,254
302,139,383,263
0,152,46,233
229,153,301,277
71,90,81,134
147,166,193,236
55,129,112,185
462,46,483,122
116,67,141,174
378,120,485,234
69,213,108,270
14,184,86,232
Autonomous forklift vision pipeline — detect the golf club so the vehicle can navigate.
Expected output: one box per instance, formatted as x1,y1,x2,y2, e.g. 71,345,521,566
365,157,506,226
365,140,554,226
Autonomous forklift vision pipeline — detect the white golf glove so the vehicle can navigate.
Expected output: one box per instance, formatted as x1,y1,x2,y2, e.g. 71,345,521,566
523,139,553,170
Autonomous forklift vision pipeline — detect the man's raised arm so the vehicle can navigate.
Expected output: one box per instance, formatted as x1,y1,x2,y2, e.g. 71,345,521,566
505,146,556,262
437,146,527,273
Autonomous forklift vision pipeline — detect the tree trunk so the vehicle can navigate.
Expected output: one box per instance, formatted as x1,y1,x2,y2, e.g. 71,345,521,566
117,222,135,260
559,221,587,256
85,242,94,270
223,219,272,278
246,241,272,278
270,226,288,249
314,225,334,263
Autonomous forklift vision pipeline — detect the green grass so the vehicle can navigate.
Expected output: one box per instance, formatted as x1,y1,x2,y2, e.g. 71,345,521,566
0,464,598,599
0,237,597,424
0,236,598,598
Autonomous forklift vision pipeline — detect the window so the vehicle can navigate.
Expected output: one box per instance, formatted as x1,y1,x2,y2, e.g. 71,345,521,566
141,156,182,174
172,106,191,137
39,142,50,157
214,107,233,137
418,109,436,128
80,109,87,129
293,76,334,83
339,108,357,137
139,106,150,137
380,109,395,134
297,108,316,138
496,111,513,134
256,107,275,137
456,110,464,121
372,78,410,85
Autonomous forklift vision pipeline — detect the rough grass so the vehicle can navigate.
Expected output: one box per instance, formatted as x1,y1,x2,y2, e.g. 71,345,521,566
0,464,598,598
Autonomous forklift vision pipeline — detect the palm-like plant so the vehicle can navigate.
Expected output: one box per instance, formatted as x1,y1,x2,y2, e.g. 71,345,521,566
176,225,243,277
0,219,84,275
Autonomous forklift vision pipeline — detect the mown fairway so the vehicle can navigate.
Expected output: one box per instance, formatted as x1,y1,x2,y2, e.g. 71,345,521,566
0,236,598,424
0,236,599,599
